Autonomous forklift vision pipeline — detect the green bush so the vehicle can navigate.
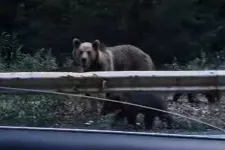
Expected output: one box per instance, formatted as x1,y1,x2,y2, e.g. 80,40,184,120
0,32,224,133
163,50,225,70
0,32,70,127
0,32,98,128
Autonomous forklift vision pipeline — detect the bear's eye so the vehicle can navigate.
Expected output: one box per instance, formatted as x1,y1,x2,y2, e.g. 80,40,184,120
87,51,91,55
79,51,83,55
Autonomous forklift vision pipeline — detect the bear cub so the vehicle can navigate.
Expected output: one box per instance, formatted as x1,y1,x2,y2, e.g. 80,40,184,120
101,92,173,130
172,92,217,103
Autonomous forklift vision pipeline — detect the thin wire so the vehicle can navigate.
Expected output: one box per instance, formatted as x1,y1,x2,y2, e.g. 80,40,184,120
0,86,224,133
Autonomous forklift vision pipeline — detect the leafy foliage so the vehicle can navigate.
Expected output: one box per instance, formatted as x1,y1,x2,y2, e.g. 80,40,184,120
0,31,224,133
0,32,64,126
163,50,225,70
1,0,225,66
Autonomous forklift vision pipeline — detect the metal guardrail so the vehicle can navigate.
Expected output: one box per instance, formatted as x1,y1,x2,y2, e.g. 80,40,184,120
0,70,224,94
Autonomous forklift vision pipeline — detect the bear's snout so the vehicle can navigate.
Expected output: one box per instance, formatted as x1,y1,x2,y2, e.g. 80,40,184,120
81,58,89,67
81,58,87,64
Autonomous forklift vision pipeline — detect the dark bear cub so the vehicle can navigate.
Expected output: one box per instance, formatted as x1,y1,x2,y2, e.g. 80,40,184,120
101,92,173,130
172,92,217,103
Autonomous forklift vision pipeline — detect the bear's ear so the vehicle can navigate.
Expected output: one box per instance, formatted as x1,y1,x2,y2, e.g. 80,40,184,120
99,42,106,51
92,39,100,51
72,38,81,49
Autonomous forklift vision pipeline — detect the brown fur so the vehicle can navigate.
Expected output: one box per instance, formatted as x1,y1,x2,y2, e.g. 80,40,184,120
101,92,172,129
172,92,219,104
72,38,155,72
71,38,155,115
109,45,155,71
72,38,114,72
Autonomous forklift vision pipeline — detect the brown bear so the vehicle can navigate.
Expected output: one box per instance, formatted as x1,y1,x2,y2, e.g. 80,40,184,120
72,38,155,115
72,38,155,72
101,92,173,130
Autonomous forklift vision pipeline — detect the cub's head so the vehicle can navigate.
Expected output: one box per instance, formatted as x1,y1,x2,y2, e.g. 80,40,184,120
72,38,104,71
100,93,124,115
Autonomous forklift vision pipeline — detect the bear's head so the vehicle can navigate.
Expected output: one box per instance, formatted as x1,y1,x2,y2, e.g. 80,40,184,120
72,38,105,71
